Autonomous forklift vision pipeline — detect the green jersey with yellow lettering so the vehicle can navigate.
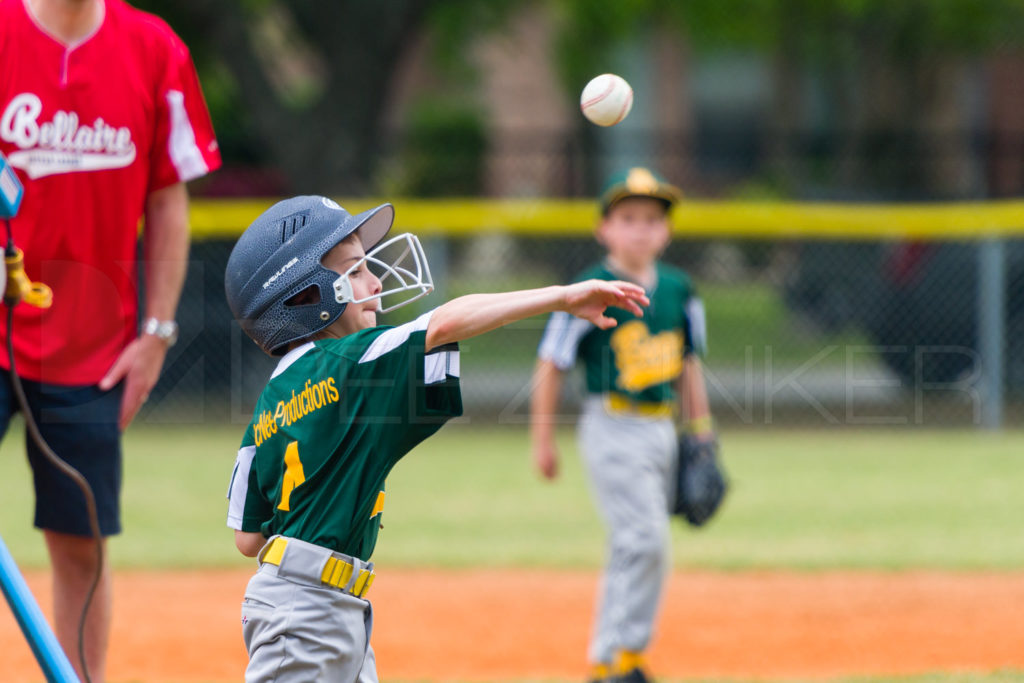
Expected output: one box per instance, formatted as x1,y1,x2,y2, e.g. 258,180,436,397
537,261,706,403
226,311,462,561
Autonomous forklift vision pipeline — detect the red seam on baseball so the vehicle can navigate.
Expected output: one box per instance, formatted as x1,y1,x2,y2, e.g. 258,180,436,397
612,89,633,125
581,77,618,111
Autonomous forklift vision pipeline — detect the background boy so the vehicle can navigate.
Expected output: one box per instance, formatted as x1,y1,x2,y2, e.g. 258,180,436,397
530,167,715,683
224,194,649,682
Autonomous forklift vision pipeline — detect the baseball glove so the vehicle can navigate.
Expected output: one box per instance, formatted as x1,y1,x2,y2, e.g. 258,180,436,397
673,434,728,527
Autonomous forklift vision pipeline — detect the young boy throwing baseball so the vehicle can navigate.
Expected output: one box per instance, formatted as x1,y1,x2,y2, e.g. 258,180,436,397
224,195,648,682
530,168,715,683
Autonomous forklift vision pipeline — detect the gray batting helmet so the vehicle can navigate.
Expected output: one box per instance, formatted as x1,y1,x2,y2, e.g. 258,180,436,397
225,195,394,356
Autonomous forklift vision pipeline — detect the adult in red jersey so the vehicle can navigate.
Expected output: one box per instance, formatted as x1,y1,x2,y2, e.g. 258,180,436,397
0,0,220,679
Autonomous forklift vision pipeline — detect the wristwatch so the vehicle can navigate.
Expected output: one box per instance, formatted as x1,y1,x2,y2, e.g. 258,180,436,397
143,317,179,347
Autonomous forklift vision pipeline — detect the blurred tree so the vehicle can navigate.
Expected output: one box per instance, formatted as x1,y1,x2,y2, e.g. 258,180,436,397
392,98,487,196
552,0,1024,198
747,0,1024,198
134,0,517,195
139,0,1024,198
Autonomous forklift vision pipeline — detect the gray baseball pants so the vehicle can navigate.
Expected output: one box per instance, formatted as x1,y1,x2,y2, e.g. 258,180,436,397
241,537,378,682
578,396,676,665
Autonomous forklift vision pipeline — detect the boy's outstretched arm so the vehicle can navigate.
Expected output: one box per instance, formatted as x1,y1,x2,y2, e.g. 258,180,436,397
530,359,565,480
425,280,648,351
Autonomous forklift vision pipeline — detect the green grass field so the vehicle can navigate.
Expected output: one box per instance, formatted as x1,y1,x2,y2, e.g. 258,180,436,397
3,422,1023,682
0,421,1021,572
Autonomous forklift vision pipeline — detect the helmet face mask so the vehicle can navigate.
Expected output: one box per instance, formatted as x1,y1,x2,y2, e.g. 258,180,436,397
332,232,433,314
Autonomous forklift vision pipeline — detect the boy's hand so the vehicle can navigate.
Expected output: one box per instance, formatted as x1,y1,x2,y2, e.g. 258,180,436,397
533,440,560,480
562,279,648,328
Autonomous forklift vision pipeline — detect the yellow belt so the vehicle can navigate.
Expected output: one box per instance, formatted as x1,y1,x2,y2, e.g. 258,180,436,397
604,393,674,418
261,537,376,599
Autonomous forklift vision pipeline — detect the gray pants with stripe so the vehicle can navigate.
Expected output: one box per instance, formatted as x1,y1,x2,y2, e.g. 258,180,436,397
578,397,676,665
241,538,378,682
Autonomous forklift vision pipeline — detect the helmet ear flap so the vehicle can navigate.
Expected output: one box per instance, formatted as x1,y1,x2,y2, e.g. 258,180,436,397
284,284,322,307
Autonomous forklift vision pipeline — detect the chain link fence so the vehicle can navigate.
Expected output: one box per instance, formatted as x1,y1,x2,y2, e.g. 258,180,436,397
142,124,1024,428
140,229,1023,429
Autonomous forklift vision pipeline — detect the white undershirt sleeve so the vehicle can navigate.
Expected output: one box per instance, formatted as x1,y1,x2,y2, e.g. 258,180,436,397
537,311,592,370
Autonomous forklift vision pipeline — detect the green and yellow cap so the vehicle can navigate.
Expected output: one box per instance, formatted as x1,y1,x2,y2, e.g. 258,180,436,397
599,167,682,215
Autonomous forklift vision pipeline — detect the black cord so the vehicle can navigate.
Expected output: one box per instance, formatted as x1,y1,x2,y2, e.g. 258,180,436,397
4,217,101,683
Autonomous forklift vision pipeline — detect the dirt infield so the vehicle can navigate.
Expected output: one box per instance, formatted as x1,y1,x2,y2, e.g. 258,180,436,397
5,569,1024,682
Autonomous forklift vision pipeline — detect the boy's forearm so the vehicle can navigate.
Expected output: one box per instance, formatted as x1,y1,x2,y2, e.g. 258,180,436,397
234,530,268,557
678,355,713,433
530,359,563,445
426,286,566,351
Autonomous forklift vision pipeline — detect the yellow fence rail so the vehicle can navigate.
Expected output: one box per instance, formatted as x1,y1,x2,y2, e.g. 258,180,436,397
189,198,1024,241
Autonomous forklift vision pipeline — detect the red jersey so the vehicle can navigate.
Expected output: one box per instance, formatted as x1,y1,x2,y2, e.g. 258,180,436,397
0,0,220,384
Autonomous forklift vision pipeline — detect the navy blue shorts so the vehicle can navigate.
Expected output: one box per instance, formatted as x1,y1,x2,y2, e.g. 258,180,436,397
0,372,123,537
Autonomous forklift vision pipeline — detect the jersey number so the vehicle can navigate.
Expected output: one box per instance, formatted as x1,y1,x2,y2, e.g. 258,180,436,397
277,441,306,511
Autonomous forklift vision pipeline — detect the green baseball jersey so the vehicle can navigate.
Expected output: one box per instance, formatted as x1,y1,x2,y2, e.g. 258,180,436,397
226,311,462,561
538,261,705,403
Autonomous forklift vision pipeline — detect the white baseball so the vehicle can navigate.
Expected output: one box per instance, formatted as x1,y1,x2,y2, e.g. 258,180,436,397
580,74,633,127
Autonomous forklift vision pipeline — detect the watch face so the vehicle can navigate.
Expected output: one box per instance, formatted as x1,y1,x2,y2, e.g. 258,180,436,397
146,319,178,345
159,322,178,344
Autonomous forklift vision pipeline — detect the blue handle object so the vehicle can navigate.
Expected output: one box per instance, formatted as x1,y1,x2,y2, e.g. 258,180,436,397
0,152,24,218
0,534,81,682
